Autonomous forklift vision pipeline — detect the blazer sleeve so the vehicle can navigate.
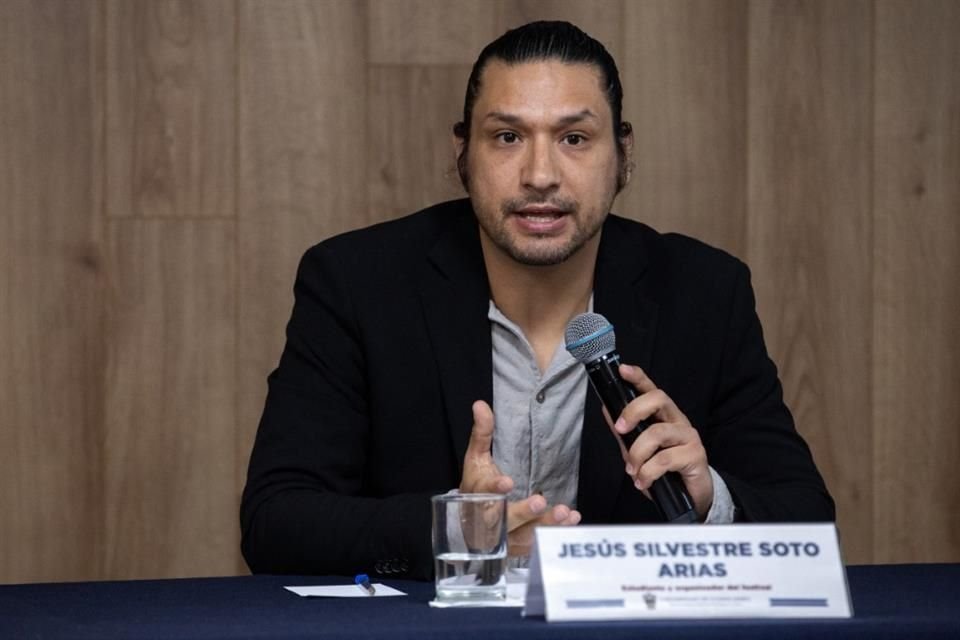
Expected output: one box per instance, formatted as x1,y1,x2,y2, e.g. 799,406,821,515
239,244,435,579
703,262,835,522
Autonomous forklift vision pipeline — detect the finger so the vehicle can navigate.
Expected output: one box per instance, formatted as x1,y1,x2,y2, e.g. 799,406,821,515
549,504,570,523
615,366,681,431
482,497,508,529
630,432,707,491
614,389,684,434
507,494,547,532
632,448,676,491
506,506,581,557
536,505,581,527
624,421,699,487
467,473,513,495
633,450,713,519
460,401,513,494
619,364,657,393
465,400,495,459
552,507,582,526
624,421,692,468
600,405,632,463
628,435,700,488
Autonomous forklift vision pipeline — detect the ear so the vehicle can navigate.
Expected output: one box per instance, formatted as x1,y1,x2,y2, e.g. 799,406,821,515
453,134,465,160
620,121,635,185
452,121,467,158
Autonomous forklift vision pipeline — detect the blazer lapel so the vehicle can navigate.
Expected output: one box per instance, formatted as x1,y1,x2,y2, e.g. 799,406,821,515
577,217,660,522
417,207,493,472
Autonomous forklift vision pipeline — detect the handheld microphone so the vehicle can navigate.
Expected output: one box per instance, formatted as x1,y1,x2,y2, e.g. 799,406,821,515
565,312,697,524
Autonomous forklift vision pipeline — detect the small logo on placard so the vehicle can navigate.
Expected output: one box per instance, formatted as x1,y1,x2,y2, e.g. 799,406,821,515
643,592,657,610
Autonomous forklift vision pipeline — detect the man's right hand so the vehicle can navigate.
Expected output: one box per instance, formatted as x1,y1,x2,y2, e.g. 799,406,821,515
461,401,581,557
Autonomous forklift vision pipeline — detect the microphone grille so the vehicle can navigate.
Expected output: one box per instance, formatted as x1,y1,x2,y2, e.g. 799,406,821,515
564,312,617,363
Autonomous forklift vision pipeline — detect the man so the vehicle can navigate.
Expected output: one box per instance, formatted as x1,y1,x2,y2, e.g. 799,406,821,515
240,21,833,580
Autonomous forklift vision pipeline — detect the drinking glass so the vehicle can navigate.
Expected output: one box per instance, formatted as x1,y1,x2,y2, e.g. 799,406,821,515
431,493,508,602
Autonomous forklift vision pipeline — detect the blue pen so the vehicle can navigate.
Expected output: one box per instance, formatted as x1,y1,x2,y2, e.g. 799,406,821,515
354,573,376,596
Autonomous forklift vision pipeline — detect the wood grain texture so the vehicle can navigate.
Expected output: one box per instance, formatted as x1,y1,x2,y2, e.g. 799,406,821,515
747,0,874,563
103,220,236,579
369,0,498,65
368,65,468,219
235,1,369,560
105,0,235,218
873,0,960,562
619,0,747,258
0,0,106,583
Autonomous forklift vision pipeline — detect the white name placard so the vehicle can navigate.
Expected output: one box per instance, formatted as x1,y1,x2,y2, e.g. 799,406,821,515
523,523,851,621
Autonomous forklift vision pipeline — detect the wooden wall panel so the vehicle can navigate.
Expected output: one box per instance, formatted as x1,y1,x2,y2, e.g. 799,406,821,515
0,0,105,583
3,0,960,585
370,0,625,66
105,0,235,218
747,0,874,563
873,0,960,563
368,66,467,219
236,1,369,549
369,0,498,65
103,220,236,579
619,0,748,258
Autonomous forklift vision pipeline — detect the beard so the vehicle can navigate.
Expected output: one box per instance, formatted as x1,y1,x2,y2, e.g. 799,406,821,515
473,194,606,266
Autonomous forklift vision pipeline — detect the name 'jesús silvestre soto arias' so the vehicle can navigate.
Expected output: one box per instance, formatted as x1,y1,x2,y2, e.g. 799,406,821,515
556,540,822,579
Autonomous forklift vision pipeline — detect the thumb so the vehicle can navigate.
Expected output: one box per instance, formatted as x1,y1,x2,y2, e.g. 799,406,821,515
465,400,495,460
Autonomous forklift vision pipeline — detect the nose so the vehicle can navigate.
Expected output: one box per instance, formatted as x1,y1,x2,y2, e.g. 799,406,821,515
520,136,560,194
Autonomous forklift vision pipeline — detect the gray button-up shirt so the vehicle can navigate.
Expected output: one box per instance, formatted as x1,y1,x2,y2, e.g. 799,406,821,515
489,301,587,509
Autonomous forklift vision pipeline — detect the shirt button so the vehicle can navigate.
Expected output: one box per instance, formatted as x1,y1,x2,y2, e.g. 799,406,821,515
535,390,545,403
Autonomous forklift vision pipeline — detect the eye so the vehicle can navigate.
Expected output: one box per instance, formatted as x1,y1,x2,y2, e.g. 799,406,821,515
496,131,520,144
562,133,586,146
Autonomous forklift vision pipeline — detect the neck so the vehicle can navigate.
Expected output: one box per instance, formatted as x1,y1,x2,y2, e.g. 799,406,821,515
481,233,600,372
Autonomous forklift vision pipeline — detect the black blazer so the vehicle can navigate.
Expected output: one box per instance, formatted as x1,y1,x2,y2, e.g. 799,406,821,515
240,199,833,580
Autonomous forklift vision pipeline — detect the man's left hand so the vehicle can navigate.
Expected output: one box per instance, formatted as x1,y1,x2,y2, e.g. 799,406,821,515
613,364,713,520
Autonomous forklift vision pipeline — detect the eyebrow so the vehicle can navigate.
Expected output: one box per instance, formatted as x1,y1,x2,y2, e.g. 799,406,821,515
482,109,599,128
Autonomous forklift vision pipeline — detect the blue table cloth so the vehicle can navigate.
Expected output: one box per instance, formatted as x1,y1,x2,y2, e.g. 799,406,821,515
1,563,957,639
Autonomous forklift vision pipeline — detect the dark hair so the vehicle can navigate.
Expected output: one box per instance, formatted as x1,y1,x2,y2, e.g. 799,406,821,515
453,21,632,190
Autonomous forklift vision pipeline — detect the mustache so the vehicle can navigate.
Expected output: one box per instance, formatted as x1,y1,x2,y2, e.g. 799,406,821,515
501,196,578,214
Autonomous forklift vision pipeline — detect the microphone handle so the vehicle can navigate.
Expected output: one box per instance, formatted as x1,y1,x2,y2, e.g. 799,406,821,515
585,352,697,524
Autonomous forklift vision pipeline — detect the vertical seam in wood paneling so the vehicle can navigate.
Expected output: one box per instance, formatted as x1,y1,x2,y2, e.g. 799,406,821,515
97,0,110,580
742,0,751,259
744,0,753,266
99,0,108,225
364,0,373,219
232,0,241,540
869,0,878,565
624,0,629,190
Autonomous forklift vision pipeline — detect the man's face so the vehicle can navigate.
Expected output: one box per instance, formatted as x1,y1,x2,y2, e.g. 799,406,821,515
459,60,624,267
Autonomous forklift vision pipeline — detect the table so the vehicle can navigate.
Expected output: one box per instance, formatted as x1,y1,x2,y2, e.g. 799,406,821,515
1,564,957,638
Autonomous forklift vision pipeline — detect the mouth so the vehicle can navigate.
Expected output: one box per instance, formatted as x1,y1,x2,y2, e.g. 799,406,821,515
511,207,569,234
516,207,566,222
